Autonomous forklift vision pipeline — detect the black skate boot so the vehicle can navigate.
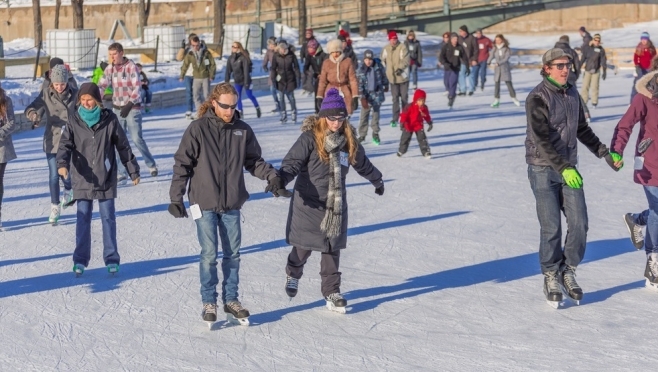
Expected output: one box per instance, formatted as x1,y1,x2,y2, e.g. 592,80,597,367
285,275,299,298
202,303,217,323
224,300,250,325
624,213,645,250
256,106,262,118
645,254,658,291
543,271,563,308
448,96,455,109
559,265,583,304
325,292,347,313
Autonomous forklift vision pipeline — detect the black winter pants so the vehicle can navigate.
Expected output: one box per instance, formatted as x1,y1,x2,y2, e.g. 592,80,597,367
494,80,516,99
286,246,341,297
398,129,430,155
0,162,6,209
390,82,409,123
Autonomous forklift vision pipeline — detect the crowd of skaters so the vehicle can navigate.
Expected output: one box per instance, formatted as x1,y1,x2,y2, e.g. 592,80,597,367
0,23,657,323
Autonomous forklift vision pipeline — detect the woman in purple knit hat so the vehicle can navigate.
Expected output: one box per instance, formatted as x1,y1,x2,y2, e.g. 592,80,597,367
273,88,384,314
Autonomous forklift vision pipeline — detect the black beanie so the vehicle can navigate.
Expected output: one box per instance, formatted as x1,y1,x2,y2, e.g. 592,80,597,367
77,82,103,104
49,57,64,69
459,25,469,34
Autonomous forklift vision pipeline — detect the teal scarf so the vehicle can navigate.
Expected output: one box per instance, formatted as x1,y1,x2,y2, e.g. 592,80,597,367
78,105,101,128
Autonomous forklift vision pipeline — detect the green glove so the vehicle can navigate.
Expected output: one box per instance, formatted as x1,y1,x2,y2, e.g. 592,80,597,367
611,152,623,169
562,168,583,189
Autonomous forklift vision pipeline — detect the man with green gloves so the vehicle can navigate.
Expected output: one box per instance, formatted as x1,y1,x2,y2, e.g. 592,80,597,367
525,48,621,307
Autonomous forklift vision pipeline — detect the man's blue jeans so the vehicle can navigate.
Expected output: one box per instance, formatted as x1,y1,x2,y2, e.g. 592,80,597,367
113,108,156,177
73,199,119,267
46,153,71,204
472,61,487,90
641,186,658,254
270,84,281,111
528,165,588,273
195,209,242,305
185,76,194,113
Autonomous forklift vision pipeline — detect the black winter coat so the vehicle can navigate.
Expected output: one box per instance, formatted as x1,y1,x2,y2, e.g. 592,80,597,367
270,49,301,93
300,36,317,61
169,110,277,212
57,108,139,200
225,52,253,86
279,116,383,252
303,51,328,90
343,45,358,70
439,43,469,72
581,45,607,73
459,34,479,63
404,39,423,66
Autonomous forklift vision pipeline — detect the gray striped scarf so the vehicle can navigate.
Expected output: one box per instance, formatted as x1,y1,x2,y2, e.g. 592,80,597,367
320,130,346,238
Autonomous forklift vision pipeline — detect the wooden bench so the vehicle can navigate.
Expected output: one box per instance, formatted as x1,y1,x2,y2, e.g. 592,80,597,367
0,55,50,79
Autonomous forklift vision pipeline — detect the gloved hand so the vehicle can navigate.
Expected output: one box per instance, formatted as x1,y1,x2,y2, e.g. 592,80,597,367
265,176,285,196
120,102,134,118
602,70,607,80
605,152,623,171
465,69,471,77
27,111,40,123
181,40,186,49
58,167,68,179
427,121,433,132
395,69,403,76
315,97,323,109
132,176,140,186
562,168,583,189
263,66,269,73
375,184,385,196
361,97,369,110
384,85,389,93
168,202,188,218
352,97,359,112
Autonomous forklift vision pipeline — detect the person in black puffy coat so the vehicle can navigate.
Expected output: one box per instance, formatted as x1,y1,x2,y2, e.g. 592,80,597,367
225,41,261,118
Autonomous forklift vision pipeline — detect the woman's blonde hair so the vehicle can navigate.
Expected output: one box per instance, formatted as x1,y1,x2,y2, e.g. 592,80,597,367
232,41,251,65
198,82,238,117
313,117,358,165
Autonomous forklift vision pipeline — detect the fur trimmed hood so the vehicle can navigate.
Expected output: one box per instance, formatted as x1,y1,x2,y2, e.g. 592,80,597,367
636,70,658,99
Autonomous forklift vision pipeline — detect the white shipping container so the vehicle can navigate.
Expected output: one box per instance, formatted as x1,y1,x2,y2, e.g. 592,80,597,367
143,25,186,63
222,24,263,56
45,29,97,70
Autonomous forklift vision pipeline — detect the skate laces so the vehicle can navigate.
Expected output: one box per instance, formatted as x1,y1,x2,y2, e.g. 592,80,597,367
649,256,658,277
632,224,644,243
562,267,580,290
286,276,299,290
326,293,344,301
226,300,245,312
203,303,217,315
545,272,561,292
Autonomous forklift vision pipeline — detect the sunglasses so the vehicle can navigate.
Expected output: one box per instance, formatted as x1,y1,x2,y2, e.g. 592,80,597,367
327,116,346,122
550,62,572,70
215,101,237,110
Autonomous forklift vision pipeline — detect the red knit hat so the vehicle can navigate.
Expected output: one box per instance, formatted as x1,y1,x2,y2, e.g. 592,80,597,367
339,29,350,39
413,89,426,102
388,31,398,40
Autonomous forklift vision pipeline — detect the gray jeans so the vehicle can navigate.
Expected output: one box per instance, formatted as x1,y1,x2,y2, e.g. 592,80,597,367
390,82,409,123
193,78,210,111
358,102,381,137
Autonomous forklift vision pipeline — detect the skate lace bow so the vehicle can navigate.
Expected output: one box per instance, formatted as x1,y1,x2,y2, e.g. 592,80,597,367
203,303,216,314
286,277,299,289
563,270,580,290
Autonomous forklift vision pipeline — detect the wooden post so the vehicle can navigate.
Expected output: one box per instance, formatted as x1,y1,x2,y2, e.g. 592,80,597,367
33,41,42,81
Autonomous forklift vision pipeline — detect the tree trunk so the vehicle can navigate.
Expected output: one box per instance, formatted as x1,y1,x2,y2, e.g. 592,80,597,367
213,0,226,56
139,0,151,43
72,0,84,30
274,0,282,22
32,0,43,48
54,0,61,29
298,0,306,46
360,0,367,37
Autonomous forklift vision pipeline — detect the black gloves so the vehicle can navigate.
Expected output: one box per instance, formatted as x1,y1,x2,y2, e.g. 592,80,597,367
168,202,188,218
384,85,389,93
395,69,403,76
465,69,471,76
315,98,323,109
602,70,606,80
120,102,134,118
352,97,359,112
427,122,433,132
265,176,292,197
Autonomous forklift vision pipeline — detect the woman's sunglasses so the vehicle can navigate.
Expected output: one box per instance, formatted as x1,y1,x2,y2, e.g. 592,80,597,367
215,101,237,110
327,116,346,122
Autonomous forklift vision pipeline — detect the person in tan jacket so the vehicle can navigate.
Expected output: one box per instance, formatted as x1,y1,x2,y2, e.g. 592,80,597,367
380,31,410,127
316,39,359,116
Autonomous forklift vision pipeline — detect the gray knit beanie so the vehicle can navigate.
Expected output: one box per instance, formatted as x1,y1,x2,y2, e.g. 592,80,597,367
50,65,69,84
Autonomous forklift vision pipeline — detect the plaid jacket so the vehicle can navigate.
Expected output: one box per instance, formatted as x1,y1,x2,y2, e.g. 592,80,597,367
98,57,142,108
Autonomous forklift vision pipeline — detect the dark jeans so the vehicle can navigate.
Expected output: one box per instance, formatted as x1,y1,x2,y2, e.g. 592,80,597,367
270,84,281,111
286,246,341,297
390,82,409,123
184,76,194,113
643,187,658,254
631,67,650,103
73,199,119,267
141,88,152,106
444,69,459,98
46,153,71,204
494,80,516,99
278,90,297,120
0,162,5,208
633,209,650,226
399,129,430,155
234,83,260,111
472,61,488,89
528,165,588,273
409,64,418,86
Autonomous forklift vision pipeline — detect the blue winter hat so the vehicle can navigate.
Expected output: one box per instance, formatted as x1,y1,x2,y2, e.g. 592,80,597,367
318,88,347,118
641,32,650,40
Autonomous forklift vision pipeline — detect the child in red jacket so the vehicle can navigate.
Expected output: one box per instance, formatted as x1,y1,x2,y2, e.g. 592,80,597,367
397,89,432,159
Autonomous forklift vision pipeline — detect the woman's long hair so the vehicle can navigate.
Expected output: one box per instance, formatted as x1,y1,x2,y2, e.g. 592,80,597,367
198,83,238,117
495,34,509,48
637,39,657,57
233,41,251,65
313,117,358,165
0,85,7,120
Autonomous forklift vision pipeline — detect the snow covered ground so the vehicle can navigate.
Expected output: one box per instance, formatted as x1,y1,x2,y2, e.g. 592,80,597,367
1,59,658,369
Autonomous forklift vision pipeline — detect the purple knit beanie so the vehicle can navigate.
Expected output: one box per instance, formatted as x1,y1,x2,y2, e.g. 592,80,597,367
318,88,347,118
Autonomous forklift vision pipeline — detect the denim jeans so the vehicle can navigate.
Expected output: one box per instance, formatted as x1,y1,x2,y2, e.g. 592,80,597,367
0,162,5,209
73,199,119,267
633,209,650,226
458,63,472,94
528,165,588,273
642,187,658,254
113,108,156,177
408,64,418,87
140,88,152,106
234,83,260,111
195,209,242,305
472,60,487,89
270,84,281,111
184,76,194,113
278,90,297,120
46,153,71,204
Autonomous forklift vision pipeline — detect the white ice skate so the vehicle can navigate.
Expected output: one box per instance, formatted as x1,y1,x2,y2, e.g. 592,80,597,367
644,254,658,293
325,293,347,314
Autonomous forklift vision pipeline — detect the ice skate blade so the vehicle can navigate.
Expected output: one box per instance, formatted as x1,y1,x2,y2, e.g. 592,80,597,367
226,314,250,326
646,279,658,292
326,301,346,314
546,300,562,309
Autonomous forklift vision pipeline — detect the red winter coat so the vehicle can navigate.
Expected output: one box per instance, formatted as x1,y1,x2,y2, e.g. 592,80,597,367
611,71,658,186
476,36,493,63
400,89,432,132
634,43,656,70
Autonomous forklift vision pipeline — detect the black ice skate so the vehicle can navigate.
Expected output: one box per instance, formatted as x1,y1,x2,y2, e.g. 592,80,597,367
325,293,347,314
224,301,250,326
285,276,299,298
543,271,563,309
202,303,217,328
559,265,583,305
645,254,658,292
623,213,645,250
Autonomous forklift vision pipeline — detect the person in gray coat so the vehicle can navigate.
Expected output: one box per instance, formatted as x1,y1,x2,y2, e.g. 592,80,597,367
0,86,16,229
278,88,384,312
56,82,140,276
25,64,77,224
487,34,520,108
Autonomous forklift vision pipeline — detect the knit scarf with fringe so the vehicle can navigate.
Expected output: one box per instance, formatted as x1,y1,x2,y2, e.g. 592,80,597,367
320,129,346,238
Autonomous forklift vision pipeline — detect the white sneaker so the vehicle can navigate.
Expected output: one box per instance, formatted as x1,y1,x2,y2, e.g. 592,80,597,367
117,174,128,185
512,98,521,107
149,167,158,177
49,204,61,224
